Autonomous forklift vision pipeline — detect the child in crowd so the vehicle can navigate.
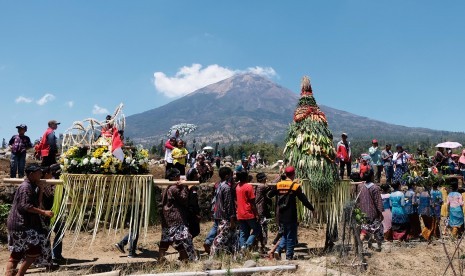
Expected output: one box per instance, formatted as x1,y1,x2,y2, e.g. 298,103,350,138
405,182,421,239
254,172,272,254
390,182,409,241
380,184,392,241
419,184,433,241
430,182,443,239
447,180,464,238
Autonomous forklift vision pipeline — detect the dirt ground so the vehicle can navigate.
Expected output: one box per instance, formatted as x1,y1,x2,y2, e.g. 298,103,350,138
0,221,462,276
1,159,465,275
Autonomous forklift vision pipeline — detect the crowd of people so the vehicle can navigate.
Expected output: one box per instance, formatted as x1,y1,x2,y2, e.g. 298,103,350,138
357,169,464,248
5,121,465,273
335,132,465,249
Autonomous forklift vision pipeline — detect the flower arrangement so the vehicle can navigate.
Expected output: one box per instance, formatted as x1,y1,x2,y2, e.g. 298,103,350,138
60,145,150,175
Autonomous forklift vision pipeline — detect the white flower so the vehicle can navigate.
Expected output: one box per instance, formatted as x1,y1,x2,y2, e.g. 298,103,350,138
82,158,89,165
110,165,116,173
131,160,135,165
90,157,97,164
96,158,102,165
64,158,69,165
71,159,78,166
60,165,64,170
125,157,133,164
139,159,145,165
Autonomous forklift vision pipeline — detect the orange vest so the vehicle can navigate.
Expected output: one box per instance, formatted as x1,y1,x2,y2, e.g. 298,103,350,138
276,180,301,194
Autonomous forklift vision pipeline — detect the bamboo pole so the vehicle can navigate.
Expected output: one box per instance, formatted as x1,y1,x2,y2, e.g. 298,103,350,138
2,178,63,185
133,264,298,276
2,178,200,186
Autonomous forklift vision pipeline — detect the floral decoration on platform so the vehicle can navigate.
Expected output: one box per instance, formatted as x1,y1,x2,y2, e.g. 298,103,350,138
60,145,150,175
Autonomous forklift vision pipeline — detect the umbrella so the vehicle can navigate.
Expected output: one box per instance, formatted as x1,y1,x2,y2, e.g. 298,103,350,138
203,146,214,151
167,123,197,137
435,142,462,149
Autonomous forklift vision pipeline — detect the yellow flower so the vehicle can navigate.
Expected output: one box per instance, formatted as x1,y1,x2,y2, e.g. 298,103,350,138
93,147,106,158
65,146,79,157
140,149,149,158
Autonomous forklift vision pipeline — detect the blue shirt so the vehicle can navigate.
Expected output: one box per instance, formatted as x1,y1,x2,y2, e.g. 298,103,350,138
390,191,408,224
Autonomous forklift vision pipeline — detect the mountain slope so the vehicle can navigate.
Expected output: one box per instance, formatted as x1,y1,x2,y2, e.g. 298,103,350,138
125,74,465,146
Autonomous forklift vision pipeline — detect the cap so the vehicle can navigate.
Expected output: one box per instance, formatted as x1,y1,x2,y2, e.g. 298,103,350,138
284,166,295,174
372,139,378,144
48,120,61,126
341,133,348,137
25,163,42,174
16,124,27,130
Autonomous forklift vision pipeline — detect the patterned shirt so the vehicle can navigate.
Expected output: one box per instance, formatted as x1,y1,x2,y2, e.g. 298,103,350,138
161,184,189,227
358,182,384,222
213,181,236,221
254,184,272,218
7,180,42,232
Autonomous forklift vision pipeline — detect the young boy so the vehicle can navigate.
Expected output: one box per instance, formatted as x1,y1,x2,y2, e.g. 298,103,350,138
209,167,237,256
235,171,261,251
254,172,271,254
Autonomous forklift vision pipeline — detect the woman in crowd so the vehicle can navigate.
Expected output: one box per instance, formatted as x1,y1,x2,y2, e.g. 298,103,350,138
390,182,409,241
194,154,213,183
5,164,54,276
447,180,464,238
158,168,197,262
358,170,384,250
392,144,410,185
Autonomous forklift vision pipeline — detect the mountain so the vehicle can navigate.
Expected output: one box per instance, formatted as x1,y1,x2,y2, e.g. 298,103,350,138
125,73,465,146
125,73,299,145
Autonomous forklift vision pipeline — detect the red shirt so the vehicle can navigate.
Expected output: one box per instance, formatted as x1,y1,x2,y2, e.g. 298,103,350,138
236,182,256,220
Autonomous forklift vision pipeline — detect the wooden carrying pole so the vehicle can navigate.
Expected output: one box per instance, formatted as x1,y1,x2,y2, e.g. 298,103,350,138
2,178,199,186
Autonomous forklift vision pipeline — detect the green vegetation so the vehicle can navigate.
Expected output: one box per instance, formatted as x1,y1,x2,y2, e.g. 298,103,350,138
0,203,11,242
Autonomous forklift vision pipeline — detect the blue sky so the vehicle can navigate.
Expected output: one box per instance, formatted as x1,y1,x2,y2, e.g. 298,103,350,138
1,1,464,142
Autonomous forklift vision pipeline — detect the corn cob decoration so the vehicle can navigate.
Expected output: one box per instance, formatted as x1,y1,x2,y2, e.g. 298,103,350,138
284,76,342,227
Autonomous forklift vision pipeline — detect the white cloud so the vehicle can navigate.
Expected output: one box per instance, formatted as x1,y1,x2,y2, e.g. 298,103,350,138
92,104,109,115
15,96,33,104
36,93,56,105
66,101,74,108
246,66,277,79
153,64,277,98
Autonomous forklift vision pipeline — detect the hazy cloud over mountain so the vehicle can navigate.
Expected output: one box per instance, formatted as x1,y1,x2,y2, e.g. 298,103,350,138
153,64,276,98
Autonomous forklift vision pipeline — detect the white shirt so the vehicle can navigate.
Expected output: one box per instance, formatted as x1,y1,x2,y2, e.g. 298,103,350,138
164,147,174,164
392,152,410,165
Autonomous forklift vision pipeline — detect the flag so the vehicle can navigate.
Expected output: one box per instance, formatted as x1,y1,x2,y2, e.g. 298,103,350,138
112,128,124,161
